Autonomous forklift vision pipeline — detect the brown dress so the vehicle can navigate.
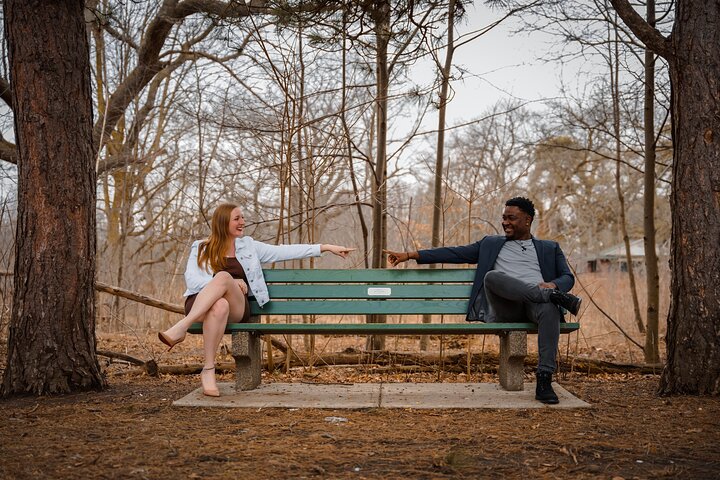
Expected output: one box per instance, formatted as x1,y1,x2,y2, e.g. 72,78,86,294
184,257,251,322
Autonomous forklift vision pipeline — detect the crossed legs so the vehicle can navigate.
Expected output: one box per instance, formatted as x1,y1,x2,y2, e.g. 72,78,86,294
159,272,247,395
484,271,561,373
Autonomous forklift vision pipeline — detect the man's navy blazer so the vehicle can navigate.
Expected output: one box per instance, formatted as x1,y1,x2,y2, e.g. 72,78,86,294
416,235,575,322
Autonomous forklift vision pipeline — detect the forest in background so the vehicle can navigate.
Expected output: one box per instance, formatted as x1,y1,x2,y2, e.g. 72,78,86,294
0,1,674,360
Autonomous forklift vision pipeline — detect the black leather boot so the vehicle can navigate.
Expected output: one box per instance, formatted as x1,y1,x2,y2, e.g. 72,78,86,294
535,371,559,404
549,290,582,316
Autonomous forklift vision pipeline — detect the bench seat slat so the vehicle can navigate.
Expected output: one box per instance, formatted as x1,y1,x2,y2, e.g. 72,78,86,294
187,322,580,335
262,268,476,283
266,284,473,299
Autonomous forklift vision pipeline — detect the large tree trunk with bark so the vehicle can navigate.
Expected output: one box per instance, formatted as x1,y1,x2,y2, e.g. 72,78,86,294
611,0,720,394
1,0,103,395
660,2,720,394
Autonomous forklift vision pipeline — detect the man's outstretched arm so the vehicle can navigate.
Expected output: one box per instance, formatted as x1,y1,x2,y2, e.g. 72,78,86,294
384,241,483,267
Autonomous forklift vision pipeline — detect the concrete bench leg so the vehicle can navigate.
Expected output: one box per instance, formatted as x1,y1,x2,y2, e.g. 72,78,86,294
232,331,261,390
498,331,527,391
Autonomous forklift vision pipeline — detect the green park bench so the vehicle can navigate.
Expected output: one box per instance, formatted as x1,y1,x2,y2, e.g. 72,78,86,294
187,269,580,392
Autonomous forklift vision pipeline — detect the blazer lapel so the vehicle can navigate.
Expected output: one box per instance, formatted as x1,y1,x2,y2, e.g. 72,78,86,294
532,238,549,280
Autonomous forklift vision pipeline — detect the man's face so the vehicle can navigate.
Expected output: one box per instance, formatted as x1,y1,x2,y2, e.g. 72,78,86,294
502,206,531,240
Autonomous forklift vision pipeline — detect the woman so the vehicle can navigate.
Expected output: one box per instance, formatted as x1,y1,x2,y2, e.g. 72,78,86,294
158,203,353,397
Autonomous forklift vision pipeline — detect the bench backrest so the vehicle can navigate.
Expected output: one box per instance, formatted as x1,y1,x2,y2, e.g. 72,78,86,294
252,268,474,316
186,268,580,334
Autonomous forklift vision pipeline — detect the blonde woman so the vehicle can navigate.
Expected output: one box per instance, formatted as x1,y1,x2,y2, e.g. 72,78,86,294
159,203,353,396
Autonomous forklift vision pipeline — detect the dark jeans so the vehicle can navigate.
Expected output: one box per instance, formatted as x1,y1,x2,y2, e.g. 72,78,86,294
483,271,561,373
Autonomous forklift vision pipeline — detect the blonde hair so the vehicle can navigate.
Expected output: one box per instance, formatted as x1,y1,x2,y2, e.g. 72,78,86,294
198,203,238,273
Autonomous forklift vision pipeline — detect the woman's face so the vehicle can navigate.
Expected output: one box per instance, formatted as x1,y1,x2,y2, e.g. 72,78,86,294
227,207,245,238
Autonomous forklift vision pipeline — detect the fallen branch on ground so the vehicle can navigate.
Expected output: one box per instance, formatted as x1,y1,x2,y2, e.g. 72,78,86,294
268,351,663,375
95,281,184,314
106,350,663,377
97,350,159,376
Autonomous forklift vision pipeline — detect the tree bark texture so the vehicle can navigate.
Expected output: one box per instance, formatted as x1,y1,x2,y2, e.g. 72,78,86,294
660,1,720,395
1,0,103,395
611,0,720,395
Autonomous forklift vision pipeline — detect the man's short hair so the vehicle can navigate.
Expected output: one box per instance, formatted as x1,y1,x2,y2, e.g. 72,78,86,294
505,197,536,218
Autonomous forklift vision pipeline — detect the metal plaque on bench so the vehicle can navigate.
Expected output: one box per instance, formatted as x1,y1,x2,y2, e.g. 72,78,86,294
367,287,392,296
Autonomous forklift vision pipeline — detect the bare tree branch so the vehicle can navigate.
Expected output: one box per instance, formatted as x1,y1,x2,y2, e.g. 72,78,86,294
0,77,13,109
93,0,272,151
95,280,184,314
609,0,673,59
0,138,18,165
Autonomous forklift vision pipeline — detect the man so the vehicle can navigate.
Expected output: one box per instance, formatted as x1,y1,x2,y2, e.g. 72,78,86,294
384,196,581,404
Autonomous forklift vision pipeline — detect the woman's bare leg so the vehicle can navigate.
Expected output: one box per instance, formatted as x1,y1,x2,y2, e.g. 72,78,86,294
161,271,246,342
199,298,230,395
202,298,230,367
199,294,246,395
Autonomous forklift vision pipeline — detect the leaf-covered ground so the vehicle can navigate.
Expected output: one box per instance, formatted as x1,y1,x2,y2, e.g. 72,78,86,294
1,334,718,479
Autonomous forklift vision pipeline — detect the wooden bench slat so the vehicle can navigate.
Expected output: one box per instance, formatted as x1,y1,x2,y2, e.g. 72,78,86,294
266,284,473,299
262,268,476,283
187,322,581,335
250,300,470,315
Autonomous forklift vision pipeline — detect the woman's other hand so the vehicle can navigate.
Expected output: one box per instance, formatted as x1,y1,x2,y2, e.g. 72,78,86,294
321,244,356,258
237,279,248,295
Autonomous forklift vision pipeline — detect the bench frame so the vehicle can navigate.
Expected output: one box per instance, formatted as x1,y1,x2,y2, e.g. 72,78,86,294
188,269,579,392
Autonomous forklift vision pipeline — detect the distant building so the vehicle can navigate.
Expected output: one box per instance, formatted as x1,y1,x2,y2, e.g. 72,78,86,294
585,239,651,273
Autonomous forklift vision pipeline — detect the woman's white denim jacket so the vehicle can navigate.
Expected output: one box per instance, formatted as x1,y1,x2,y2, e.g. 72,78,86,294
183,236,321,307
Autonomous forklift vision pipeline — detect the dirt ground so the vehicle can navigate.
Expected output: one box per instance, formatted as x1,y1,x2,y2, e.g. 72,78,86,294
1,335,719,479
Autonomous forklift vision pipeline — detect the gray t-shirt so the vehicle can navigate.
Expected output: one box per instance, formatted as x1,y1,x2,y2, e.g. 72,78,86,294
492,239,544,286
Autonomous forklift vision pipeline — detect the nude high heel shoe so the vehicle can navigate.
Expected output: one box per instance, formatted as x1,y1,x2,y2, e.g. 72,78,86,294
200,366,220,397
158,331,186,351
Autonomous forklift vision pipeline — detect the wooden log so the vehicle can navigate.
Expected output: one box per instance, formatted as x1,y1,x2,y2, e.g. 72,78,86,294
96,349,145,366
104,349,662,377
96,350,158,376
267,352,661,375
95,281,184,314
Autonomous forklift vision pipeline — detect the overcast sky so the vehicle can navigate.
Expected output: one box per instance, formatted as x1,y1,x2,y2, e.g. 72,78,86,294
419,3,586,124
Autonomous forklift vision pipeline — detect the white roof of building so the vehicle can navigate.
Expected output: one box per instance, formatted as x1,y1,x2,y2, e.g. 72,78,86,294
594,239,646,259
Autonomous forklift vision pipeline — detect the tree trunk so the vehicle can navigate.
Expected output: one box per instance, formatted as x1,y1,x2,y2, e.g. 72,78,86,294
341,9,370,268
660,2,720,394
367,0,391,351
642,0,661,364
371,1,390,272
1,0,102,395
423,0,457,351
612,0,720,397
609,15,645,334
